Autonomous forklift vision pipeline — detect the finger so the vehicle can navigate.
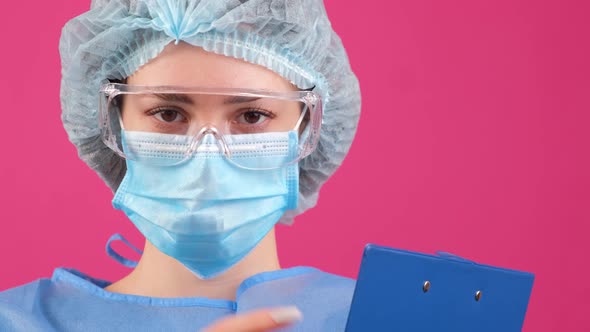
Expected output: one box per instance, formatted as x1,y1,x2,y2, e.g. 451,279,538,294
201,306,303,332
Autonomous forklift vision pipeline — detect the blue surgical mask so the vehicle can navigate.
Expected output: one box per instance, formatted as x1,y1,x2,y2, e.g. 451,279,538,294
112,130,299,279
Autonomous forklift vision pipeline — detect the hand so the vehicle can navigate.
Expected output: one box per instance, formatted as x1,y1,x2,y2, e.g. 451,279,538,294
201,306,303,332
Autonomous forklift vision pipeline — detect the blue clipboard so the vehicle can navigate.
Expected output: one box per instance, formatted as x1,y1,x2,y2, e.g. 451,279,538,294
345,244,534,332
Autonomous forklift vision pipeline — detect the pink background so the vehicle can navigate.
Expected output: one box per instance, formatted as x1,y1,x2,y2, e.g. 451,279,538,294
0,0,588,331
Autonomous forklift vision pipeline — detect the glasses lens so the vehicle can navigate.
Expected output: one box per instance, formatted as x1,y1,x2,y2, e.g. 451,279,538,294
105,91,312,169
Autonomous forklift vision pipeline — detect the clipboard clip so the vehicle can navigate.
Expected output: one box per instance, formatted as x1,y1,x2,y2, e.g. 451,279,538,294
436,251,476,264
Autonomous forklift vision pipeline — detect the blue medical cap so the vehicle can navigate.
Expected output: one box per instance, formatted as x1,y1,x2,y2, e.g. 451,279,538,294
60,0,361,223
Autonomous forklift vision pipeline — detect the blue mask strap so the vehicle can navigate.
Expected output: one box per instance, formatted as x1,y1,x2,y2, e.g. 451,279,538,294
106,233,143,268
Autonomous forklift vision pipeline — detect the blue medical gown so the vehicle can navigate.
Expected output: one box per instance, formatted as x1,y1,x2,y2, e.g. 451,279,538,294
0,267,354,331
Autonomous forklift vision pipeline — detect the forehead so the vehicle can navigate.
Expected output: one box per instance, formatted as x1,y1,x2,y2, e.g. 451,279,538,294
127,42,296,92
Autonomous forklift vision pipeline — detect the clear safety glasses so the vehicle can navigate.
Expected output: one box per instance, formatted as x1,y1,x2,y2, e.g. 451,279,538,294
99,83,322,170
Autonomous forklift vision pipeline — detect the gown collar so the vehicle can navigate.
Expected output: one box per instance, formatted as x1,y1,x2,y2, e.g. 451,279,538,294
51,266,318,309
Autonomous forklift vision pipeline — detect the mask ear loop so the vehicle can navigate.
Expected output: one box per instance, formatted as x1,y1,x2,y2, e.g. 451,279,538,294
118,110,126,130
294,105,309,132
106,233,143,268
114,99,135,160
293,102,312,161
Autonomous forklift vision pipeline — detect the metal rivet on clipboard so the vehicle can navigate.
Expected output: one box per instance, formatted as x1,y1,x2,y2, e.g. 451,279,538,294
422,281,431,293
475,290,482,301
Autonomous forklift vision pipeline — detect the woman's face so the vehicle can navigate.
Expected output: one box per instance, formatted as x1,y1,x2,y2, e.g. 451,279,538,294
120,42,303,135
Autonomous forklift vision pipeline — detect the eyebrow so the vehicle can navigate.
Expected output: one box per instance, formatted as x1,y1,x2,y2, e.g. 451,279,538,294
153,93,195,105
223,96,262,104
151,94,262,105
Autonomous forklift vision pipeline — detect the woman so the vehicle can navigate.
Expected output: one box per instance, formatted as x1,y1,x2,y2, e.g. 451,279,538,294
0,0,360,331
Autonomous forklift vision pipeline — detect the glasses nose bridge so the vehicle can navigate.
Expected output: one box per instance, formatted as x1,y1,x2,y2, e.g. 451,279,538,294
190,125,232,158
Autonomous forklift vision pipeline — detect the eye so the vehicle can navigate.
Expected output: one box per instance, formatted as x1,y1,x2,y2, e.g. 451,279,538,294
150,108,187,123
237,110,272,125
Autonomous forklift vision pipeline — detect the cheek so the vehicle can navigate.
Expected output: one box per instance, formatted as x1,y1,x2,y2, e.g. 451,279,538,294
121,108,142,131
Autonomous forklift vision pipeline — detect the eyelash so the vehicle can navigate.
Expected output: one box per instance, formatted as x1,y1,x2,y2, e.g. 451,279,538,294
146,106,186,117
145,107,277,122
238,108,275,118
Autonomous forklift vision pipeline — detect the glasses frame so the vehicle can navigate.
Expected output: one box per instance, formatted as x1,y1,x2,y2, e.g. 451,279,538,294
98,83,323,168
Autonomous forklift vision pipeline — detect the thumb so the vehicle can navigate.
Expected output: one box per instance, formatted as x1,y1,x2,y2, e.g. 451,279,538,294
201,306,303,332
